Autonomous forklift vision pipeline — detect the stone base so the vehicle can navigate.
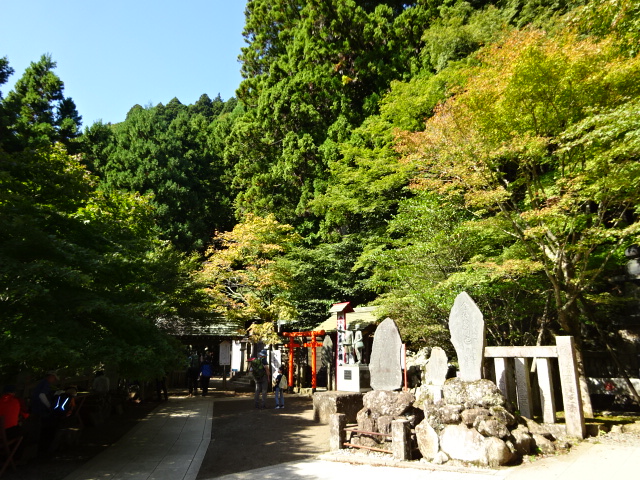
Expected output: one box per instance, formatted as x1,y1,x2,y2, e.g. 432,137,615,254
313,391,364,424
337,365,371,392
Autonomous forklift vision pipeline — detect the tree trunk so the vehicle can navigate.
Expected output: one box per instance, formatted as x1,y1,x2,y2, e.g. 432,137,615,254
556,292,594,418
573,347,594,419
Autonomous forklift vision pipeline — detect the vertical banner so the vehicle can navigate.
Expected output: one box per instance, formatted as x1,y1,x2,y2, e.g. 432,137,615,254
336,311,346,366
271,349,282,381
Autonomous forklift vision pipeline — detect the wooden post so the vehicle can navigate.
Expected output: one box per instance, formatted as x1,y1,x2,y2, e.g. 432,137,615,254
288,336,295,391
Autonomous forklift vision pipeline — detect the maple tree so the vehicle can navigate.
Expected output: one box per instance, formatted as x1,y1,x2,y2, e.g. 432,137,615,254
398,30,640,414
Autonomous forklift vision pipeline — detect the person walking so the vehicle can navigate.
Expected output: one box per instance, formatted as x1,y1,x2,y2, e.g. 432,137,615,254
249,350,270,409
186,353,200,397
273,366,287,409
200,356,213,396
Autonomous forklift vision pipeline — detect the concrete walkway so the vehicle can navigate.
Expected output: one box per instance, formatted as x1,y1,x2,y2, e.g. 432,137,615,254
62,392,640,480
209,440,640,480
63,395,212,480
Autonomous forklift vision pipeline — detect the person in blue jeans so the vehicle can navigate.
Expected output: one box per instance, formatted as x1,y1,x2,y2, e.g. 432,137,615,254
273,366,287,409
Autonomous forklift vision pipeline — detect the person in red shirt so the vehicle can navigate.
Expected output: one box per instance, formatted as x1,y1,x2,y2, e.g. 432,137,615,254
0,385,29,440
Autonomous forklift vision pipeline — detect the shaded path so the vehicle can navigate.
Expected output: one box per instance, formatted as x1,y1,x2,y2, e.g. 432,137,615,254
197,395,330,479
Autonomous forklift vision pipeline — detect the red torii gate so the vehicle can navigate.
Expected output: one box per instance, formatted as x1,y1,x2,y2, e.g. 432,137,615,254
282,330,325,391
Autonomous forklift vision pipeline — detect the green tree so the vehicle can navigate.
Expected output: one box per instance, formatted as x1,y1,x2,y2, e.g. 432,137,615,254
231,0,433,226
0,143,203,380
2,54,82,152
86,101,235,252
399,29,640,414
199,214,301,330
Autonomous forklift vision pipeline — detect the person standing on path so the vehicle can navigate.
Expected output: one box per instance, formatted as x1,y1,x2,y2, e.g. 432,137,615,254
273,366,287,409
250,350,270,409
186,353,200,397
200,356,213,396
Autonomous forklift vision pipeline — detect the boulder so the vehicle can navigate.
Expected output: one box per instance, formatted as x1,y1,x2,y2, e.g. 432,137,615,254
377,415,394,435
489,406,516,426
424,403,462,430
522,417,555,440
474,416,510,439
439,424,487,465
532,433,556,454
443,378,506,409
433,451,449,465
363,390,415,416
461,408,491,427
484,437,514,467
415,420,439,461
356,408,377,433
509,425,534,455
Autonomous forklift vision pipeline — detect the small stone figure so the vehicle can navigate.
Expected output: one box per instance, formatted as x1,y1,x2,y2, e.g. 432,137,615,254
343,330,354,364
354,330,365,364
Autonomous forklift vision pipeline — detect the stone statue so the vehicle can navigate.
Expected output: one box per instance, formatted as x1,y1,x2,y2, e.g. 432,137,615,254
343,330,354,364
354,330,365,364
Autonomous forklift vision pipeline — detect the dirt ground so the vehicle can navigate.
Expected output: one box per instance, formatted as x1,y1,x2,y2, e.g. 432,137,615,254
197,390,331,479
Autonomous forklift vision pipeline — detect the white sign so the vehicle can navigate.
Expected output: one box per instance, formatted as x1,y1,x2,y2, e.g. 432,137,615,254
219,340,231,366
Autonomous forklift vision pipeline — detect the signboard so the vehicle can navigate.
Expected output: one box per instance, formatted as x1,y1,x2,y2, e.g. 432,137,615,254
219,340,231,366
337,311,346,366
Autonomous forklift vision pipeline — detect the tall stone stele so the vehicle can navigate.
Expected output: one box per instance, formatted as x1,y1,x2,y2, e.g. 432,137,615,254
369,317,403,391
448,292,485,382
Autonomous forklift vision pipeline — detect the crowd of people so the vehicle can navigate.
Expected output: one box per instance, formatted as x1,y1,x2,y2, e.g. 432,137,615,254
1,349,291,464
0,369,112,461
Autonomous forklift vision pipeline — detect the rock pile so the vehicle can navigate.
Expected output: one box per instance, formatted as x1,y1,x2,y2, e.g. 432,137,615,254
414,377,567,467
351,390,421,449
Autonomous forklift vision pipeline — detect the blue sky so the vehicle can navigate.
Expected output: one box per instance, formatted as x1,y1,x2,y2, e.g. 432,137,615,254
0,0,247,127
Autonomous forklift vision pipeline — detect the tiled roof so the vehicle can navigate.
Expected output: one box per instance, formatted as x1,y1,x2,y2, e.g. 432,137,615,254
157,317,244,337
315,306,380,332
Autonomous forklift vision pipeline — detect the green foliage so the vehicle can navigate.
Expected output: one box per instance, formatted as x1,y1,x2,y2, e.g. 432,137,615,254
0,143,203,380
1,55,82,152
84,99,237,253
421,1,508,72
232,0,436,226
398,29,640,349
199,214,301,330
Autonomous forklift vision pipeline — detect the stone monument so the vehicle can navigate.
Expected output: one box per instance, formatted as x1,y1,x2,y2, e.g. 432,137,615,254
425,346,448,402
449,292,485,381
321,335,334,390
369,317,403,391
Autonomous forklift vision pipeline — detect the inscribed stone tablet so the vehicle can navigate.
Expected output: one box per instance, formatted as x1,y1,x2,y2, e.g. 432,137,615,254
322,335,334,367
369,317,403,391
426,347,448,386
449,292,485,381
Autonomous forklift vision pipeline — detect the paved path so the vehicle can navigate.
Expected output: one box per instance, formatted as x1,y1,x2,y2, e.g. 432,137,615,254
62,392,640,480
63,395,212,480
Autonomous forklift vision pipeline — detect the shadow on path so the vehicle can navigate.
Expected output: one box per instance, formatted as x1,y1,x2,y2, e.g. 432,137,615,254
197,395,329,479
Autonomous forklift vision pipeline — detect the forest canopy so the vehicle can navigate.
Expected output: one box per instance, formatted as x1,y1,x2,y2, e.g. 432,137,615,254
2,0,639,387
